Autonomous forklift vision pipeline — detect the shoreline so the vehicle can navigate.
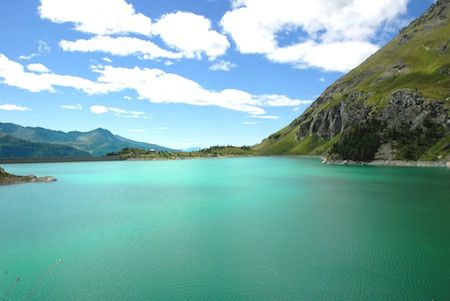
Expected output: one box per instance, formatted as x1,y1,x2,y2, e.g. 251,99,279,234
0,156,125,164
0,167,57,186
323,159,450,169
1,155,448,169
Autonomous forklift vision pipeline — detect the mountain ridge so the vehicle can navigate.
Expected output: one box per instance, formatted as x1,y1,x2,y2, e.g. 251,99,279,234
0,133,92,158
254,0,450,162
0,123,175,156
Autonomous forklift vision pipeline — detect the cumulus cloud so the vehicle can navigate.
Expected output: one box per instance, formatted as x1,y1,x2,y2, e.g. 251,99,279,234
0,54,107,93
267,40,379,72
152,12,229,59
59,12,229,61
221,0,409,72
27,63,51,73
0,104,32,111
39,0,229,61
93,66,267,115
90,105,149,118
38,0,152,36
0,53,307,116
209,60,236,71
61,104,83,110
60,36,183,60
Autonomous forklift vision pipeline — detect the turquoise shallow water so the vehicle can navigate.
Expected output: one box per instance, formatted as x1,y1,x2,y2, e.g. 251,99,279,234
1,157,449,300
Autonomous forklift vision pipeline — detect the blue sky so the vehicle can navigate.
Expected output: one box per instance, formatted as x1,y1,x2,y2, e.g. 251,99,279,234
0,0,434,149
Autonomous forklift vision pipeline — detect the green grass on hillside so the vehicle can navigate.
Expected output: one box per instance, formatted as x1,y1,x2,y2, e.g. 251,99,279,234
255,2,450,159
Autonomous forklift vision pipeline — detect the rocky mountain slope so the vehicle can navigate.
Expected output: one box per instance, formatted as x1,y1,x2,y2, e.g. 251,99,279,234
254,0,450,162
0,123,175,156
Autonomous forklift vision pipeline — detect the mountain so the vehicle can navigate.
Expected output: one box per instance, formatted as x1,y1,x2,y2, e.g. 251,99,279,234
0,123,176,156
182,147,202,152
255,0,450,162
0,133,91,158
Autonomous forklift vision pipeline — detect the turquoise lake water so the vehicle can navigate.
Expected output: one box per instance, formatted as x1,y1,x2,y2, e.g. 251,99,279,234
1,157,449,300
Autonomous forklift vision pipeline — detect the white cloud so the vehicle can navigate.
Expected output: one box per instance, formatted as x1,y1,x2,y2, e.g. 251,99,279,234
0,104,32,111
90,105,108,114
0,54,305,116
209,60,236,72
152,126,168,131
102,57,112,63
319,77,326,83
19,40,51,60
93,66,266,115
19,54,39,61
60,36,183,60
242,121,258,125
249,115,280,120
38,0,152,36
0,54,107,93
257,94,312,107
221,0,409,72
90,105,149,118
153,12,229,59
38,40,51,54
123,96,132,100
27,63,51,73
61,104,83,110
41,1,228,61
267,40,379,72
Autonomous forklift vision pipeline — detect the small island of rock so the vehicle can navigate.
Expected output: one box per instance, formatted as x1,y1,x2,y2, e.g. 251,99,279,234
0,167,57,186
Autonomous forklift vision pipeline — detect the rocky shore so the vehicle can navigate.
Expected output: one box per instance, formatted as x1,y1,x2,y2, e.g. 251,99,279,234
0,167,57,186
322,158,450,168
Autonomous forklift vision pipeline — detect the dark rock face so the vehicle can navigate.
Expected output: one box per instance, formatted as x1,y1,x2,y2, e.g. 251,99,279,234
380,90,448,131
295,91,370,140
293,89,449,160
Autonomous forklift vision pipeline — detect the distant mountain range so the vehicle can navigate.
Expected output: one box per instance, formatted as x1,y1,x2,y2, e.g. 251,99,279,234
255,0,450,162
0,123,175,158
182,147,202,152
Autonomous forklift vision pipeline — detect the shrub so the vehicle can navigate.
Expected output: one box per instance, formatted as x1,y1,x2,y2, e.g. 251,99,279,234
330,120,383,162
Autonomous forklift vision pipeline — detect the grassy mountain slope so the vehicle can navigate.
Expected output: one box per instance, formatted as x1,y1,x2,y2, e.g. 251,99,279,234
0,134,91,158
0,123,175,156
255,0,450,161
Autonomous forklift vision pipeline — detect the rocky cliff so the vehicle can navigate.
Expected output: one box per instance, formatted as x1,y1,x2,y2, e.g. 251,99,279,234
254,0,450,162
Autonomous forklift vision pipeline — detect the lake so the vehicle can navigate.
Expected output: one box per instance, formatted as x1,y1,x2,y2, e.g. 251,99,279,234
1,157,449,300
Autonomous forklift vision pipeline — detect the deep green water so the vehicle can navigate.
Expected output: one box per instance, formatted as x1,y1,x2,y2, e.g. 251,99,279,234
1,157,449,300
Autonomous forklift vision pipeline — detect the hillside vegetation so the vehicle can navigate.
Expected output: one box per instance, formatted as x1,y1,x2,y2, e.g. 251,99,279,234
107,145,253,160
0,134,91,158
0,123,175,157
255,0,450,162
